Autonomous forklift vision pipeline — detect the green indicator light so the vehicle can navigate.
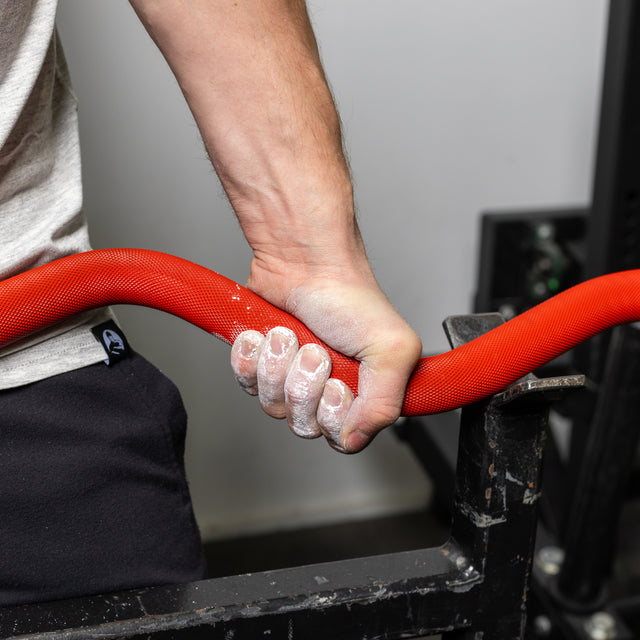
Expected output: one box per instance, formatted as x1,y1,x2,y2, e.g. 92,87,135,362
547,277,560,292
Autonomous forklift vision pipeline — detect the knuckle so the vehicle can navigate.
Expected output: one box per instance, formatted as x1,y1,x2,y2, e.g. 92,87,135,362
285,377,317,405
366,401,402,430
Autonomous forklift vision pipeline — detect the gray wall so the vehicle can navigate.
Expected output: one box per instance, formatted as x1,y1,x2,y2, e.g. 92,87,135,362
56,0,607,540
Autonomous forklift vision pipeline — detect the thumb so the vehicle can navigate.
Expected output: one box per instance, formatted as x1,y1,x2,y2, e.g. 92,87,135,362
339,340,421,453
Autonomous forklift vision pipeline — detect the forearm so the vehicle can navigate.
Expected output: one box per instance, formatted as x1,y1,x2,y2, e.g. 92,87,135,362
131,0,422,452
129,0,370,304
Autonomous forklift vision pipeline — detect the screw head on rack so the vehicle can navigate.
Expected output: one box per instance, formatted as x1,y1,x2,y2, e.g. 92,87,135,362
532,615,552,637
584,611,617,640
535,546,565,576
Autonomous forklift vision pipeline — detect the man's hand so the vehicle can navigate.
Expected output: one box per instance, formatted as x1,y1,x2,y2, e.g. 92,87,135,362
130,0,421,451
231,263,422,453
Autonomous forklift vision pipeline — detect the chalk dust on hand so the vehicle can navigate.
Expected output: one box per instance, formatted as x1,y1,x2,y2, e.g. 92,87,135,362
284,343,332,438
230,330,265,395
257,327,299,418
317,378,354,447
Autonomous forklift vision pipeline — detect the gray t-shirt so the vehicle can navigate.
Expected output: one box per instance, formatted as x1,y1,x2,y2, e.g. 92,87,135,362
0,0,111,389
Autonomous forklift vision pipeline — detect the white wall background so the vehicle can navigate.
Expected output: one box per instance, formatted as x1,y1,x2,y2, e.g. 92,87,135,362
55,0,608,541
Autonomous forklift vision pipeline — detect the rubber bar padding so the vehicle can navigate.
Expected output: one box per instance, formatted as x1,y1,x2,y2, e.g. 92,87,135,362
1,248,636,416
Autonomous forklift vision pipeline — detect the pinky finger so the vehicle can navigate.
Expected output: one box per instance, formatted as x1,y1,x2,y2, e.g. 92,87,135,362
317,378,354,451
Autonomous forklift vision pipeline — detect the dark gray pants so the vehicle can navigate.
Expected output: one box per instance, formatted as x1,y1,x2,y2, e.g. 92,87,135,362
0,352,206,606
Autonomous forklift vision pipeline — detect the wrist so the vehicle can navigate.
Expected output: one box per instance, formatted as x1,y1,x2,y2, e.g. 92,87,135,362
246,217,378,311
237,169,375,304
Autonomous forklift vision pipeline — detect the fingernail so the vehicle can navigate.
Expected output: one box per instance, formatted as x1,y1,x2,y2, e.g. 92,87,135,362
344,430,370,452
240,339,258,358
323,382,343,408
299,346,325,374
268,330,293,357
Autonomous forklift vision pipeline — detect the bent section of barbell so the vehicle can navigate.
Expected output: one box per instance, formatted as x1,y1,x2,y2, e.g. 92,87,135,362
0,248,637,416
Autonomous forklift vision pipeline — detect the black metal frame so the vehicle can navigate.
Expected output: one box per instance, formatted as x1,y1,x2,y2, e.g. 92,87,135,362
439,1,640,636
397,331,640,640
585,0,640,281
579,0,640,382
